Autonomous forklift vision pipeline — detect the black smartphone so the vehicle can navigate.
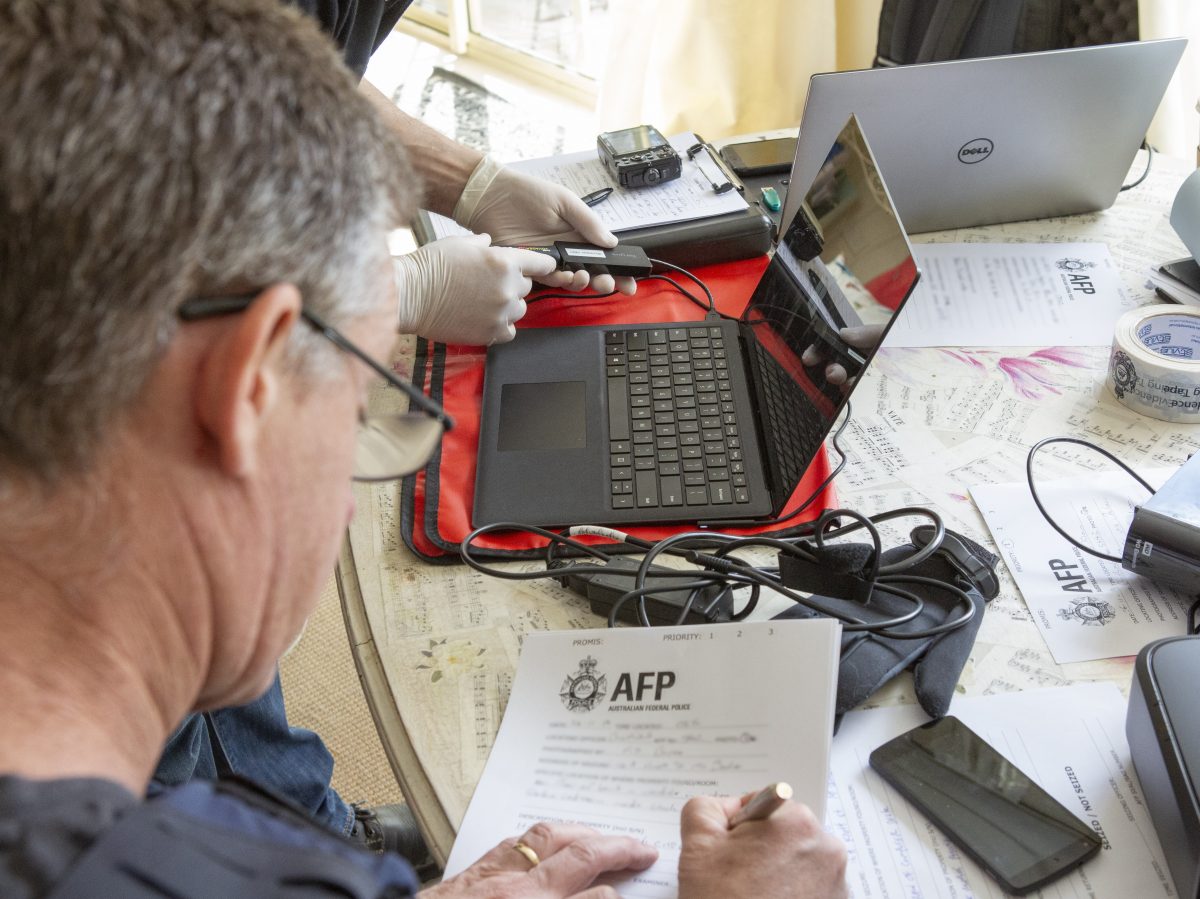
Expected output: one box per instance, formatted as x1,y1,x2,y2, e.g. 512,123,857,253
869,716,1102,895
719,137,797,177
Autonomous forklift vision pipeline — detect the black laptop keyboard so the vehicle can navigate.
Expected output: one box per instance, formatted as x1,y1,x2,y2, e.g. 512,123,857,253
747,337,830,492
605,325,751,511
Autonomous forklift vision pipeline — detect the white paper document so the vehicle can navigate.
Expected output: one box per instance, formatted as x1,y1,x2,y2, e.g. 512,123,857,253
830,684,1175,898
424,132,749,241
885,242,1128,347
444,620,842,897
972,470,1194,663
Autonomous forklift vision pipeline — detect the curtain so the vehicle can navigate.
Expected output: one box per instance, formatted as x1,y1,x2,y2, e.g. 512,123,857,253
1141,0,1200,163
597,0,884,139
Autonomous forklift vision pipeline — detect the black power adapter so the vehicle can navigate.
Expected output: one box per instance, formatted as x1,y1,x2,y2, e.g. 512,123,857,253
556,557,734,626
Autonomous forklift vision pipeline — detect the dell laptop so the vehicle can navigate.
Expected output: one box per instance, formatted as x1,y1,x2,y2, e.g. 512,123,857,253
780,38,1187,236
473,115,919,527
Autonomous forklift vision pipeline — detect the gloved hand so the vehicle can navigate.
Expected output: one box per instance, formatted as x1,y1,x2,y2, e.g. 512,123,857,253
773,527,999,729
393,234,557,346
452,155,638,297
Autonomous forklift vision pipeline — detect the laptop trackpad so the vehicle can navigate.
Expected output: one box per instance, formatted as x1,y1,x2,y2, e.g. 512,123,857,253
497,381,587,452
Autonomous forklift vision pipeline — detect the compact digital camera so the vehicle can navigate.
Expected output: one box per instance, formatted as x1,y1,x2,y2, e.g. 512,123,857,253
596,125,681,189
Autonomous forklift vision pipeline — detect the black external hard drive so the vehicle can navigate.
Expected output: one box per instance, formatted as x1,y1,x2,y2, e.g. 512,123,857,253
525,241,654,279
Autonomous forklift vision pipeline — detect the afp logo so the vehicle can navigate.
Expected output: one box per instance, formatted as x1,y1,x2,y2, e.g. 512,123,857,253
958,138,994,164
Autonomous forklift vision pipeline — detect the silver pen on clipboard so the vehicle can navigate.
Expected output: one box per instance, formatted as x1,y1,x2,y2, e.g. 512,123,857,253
687,135,744,195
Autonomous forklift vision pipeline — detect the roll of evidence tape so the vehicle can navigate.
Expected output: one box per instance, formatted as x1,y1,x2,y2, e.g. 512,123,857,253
1108,305,1200,422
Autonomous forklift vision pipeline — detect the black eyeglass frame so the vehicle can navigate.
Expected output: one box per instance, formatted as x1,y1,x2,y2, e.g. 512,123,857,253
178,294,451,427
177,294,452,482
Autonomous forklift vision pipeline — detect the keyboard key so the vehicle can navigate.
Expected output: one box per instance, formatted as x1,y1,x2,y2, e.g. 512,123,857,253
659,462,680,476
627,330,648,350
656,436,678,450
605,330,623,345
634,443,654,457
632,420,652,432
732,474,747,487
612,467,632,480
668,327,687,341
708,326,723,338
710,483,732,504
660,476,683,506
631,394,650,407
730,461,745,474
677,409,697,421
648,329,667,344
627,350,648,362
680,434,701,446
658,450,679,463
708,468,730,481
635,470,659,507
611,440,631,453
612,481,632,494
632,407,651,420
607,377,629,440
635,457,655,470
611,453,630,467
682,450,702,463
613,494,634,509
684,473,706,486
706,455,728,468
686,486,709,505
683,459,704,472
734,488,750,503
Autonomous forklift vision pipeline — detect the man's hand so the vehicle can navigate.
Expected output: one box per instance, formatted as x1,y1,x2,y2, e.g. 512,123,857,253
394,235,557,345
454,157,638,297
677,794,848,899
421,822,658,898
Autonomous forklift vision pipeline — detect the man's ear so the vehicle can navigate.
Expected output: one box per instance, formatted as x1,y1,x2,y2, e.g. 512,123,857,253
195,284,302,478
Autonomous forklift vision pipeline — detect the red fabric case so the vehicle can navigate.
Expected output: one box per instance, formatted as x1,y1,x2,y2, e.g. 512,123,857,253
400,257,835,562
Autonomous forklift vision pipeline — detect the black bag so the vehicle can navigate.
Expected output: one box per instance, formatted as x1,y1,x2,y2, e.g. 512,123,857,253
874,0,1139,68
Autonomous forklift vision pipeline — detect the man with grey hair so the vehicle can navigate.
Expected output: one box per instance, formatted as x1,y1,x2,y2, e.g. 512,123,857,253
0,1,850,897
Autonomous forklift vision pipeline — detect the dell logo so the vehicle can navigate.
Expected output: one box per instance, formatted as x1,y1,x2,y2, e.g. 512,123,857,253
958,138,994,164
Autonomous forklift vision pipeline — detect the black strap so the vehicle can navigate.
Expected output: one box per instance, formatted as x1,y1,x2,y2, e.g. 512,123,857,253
917,0,986,62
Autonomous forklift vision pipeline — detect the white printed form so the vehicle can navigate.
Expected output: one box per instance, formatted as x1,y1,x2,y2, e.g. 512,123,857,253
885,242,1129,348
444,620,842,898
971,470,1193,663
830,684,1175,898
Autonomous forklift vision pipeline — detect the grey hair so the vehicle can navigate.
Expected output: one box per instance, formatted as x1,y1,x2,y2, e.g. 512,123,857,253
0,0,419,484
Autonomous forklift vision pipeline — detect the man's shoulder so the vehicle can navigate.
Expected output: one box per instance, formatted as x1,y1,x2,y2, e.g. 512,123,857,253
0,775,138,899
0,775,420,899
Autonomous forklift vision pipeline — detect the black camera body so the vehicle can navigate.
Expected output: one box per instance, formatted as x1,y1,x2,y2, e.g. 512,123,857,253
597,125,681,189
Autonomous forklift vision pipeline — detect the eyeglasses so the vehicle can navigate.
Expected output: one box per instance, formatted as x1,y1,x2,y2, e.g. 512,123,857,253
178,294,452,481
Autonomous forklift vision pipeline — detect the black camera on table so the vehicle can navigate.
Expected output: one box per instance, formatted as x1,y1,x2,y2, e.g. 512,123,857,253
597,125,682,189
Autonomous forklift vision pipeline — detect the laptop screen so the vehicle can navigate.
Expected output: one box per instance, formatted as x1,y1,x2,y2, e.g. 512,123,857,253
742,115,918,479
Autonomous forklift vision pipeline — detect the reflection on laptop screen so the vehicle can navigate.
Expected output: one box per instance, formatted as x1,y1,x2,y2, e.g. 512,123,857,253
741,114,918,489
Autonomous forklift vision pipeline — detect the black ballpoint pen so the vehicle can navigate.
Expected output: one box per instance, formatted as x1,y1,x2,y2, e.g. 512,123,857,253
580,187,613,207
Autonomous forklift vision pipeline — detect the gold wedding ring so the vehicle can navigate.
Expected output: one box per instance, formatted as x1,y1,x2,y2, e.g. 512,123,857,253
512,840,540,868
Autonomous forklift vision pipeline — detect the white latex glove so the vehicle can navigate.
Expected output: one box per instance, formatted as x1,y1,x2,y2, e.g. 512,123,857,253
452,155,638,296
393,234,556,346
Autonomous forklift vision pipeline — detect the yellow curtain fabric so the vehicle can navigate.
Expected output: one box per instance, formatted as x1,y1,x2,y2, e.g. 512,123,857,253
597,0,883,139
1141,0,1200,163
